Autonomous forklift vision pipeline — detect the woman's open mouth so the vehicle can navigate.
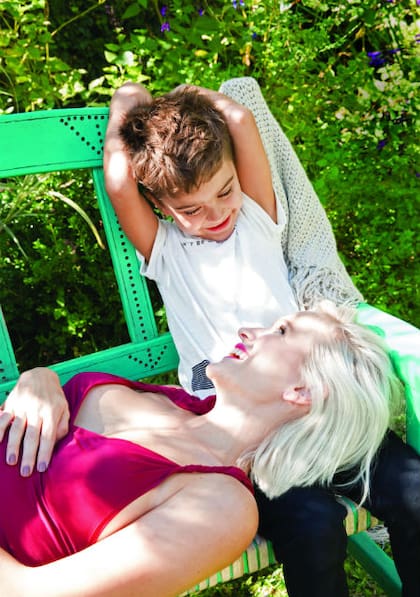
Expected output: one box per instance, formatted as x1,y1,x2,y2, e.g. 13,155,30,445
226,343,248,360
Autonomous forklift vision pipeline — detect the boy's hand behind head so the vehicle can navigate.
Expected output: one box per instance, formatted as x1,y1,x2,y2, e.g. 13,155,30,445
110,82,153,114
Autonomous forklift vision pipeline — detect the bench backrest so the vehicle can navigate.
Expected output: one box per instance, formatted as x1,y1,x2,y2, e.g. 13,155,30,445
0,108,179,401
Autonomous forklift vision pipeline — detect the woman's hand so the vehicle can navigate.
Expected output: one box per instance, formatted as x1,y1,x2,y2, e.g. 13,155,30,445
0,368,69,476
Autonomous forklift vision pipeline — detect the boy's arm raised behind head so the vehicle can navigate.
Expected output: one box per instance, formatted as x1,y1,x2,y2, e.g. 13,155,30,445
218,97,276,222
104,82,159,263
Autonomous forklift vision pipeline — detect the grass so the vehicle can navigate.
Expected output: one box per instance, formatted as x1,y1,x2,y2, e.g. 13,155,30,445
195,552,391,596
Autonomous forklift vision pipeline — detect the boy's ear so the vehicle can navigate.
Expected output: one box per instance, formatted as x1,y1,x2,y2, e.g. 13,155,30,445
139,187,163,213
282,386,312,406
159,203,171,216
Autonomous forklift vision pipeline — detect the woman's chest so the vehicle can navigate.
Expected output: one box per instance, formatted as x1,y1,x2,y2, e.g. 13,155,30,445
74,384,212,466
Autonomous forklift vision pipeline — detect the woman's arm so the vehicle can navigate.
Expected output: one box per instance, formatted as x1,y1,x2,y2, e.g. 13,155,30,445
2,474,257,597
174,85,276,222
0,368,69,476
104,82,158,262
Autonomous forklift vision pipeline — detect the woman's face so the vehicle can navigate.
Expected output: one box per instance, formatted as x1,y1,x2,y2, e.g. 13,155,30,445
207,311,336,404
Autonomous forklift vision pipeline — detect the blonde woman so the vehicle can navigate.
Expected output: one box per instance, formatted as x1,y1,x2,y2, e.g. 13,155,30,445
0,304,402,597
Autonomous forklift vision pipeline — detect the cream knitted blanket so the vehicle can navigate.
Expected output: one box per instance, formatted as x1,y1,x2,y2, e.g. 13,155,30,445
219,77,363,309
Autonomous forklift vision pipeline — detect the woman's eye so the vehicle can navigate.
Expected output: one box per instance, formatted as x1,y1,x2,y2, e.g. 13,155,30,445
277,325,286,335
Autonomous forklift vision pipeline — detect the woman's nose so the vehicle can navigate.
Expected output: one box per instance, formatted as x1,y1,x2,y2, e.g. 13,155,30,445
238,327,260,343
238,327,251,343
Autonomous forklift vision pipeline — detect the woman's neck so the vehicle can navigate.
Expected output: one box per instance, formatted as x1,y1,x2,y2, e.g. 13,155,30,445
185,392,295,467
184,404,256,466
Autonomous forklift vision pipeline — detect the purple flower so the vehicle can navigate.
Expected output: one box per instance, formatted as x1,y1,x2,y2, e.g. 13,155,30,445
198,7,204,16
161,21,170,32
377,139,388,151
367,51,386,67
367,46,402,68
160,5,167,16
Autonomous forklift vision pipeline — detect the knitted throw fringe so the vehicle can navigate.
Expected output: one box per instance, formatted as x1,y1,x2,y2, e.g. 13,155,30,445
219,77,364,310
367,525,390,548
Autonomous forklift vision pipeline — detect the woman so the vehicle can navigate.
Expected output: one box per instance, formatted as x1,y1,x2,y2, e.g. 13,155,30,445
0,304,401,597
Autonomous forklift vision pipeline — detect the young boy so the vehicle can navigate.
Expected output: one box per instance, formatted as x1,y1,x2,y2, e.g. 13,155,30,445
104,77,361,397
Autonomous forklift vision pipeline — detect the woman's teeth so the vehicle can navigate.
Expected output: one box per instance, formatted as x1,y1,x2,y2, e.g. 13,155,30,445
228,345,247,360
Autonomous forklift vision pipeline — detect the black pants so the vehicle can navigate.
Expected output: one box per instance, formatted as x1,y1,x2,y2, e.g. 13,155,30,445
255,431,420,597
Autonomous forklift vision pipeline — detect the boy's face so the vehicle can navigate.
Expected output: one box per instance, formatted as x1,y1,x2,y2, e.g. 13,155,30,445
159,158,243,241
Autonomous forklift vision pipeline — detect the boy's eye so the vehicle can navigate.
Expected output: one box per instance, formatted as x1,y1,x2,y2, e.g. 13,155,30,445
219,187,232,198
276,325,286,335
184,207,202,216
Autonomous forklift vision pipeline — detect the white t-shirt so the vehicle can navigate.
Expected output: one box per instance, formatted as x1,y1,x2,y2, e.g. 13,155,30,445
140,194,298,398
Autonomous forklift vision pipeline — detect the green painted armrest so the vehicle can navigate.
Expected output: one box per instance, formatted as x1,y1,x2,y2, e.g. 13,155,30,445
356,303,420,451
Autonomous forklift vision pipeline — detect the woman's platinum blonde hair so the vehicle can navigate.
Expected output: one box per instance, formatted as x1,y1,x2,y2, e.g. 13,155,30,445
248,301,403,502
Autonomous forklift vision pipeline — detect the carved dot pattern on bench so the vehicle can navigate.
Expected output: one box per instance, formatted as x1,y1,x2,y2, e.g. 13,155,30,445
59,114,106,157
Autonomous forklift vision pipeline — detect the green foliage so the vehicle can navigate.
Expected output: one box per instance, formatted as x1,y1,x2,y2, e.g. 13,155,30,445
0,172,128,369
0,0,418,357
90,0,254,97
0,0,90,112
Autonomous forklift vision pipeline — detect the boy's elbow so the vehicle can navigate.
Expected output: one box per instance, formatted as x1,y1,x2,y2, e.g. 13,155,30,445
104,152,135,198
105,178,124,201
228,105,256,137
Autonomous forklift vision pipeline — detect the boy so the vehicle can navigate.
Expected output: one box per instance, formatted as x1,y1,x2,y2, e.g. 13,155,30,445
104,77,361,397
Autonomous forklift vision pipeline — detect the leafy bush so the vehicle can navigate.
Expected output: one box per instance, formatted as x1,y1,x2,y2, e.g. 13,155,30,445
0,172,128,369
0,0,418,373
0,0,89,112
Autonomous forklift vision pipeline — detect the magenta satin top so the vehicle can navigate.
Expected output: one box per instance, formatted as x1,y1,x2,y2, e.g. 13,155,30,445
0,372,253,565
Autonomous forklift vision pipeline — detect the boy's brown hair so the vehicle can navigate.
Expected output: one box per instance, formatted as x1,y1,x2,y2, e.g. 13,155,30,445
119,88,233,202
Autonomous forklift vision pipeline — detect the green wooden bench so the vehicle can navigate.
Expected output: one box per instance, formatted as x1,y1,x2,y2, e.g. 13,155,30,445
1,107,419,597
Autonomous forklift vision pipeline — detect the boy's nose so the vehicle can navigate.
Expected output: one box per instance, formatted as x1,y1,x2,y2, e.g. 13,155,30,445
206,203,224,223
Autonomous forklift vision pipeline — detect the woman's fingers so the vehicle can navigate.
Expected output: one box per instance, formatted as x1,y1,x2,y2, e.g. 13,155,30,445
1,368,69,475
0,409,13,443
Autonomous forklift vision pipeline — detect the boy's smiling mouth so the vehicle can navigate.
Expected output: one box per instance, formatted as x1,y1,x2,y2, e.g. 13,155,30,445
206,214,232,232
